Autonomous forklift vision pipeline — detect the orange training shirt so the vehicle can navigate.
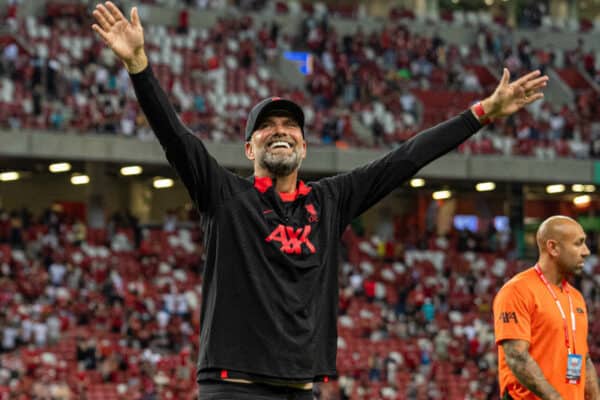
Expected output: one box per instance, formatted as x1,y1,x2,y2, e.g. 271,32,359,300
493,267,589,400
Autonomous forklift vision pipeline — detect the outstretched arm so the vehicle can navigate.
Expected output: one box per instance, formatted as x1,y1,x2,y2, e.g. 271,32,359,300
326,68,549,221
501,339,563,400
585,353,600,400
403,68,548,171
91,2,234,212
92,2,185,150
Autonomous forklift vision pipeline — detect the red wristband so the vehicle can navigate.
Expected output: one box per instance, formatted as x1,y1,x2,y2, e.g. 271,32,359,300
473,102,491,125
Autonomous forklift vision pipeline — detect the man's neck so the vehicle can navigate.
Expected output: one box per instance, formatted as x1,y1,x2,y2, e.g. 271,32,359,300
255,169,298,193
274,174,298,193
537,260,566,286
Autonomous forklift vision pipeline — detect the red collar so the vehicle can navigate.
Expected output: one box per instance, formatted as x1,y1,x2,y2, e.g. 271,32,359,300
253,176,311,202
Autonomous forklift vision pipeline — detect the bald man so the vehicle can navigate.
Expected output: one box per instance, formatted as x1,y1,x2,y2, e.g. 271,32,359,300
493,216,599,400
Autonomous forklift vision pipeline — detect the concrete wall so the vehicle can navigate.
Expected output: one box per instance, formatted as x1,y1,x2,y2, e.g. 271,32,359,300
0,170,192,223
147,180,190,221
0,173,128,217
1,129,596,184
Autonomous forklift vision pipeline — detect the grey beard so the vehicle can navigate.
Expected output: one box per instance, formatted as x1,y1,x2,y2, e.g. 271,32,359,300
259,150,302,177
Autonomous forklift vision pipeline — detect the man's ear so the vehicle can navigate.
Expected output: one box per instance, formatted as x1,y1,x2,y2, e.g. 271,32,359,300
301,140,307,160
547,239,560,257
245,141,255,161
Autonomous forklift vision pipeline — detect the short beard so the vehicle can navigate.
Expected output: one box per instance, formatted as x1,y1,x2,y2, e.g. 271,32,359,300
259,150,302,177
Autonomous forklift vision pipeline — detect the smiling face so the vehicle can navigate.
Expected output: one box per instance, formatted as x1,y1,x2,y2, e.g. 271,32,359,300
245,111,306,178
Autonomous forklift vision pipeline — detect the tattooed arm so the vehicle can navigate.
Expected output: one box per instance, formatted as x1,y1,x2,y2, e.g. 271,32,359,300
585,353,600,400
501,339,563,400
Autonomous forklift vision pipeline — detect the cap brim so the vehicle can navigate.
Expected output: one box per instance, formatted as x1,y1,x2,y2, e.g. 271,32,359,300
251,99,305,134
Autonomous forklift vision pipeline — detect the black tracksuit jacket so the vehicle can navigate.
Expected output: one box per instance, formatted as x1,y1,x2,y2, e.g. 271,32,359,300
130,65,482,383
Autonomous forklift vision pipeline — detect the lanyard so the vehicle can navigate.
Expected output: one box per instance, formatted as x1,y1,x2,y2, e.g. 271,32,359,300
534,264,576,354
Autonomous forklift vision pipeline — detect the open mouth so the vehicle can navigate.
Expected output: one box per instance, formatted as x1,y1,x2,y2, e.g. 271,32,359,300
268,140,293,150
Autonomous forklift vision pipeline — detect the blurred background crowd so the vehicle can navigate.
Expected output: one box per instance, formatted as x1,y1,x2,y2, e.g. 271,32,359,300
2,0,600,399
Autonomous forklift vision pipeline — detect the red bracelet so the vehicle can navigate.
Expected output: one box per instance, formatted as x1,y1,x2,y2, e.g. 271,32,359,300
473,102,491,125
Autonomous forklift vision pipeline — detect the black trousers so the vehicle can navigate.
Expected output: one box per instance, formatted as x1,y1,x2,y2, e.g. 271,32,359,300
199,381,314,400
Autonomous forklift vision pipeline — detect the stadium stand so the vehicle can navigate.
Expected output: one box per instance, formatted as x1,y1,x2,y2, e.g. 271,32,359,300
1,205,599,399
0,207,203,399
2,1,600,156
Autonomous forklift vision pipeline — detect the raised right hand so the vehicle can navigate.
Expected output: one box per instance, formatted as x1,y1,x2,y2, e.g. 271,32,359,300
92,1,147,73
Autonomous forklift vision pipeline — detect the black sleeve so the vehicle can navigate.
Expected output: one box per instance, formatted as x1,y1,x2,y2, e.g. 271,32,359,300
321,110,482,228
129,65,242,213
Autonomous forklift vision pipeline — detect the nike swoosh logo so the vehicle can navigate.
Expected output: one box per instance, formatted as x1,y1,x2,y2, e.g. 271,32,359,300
263,209,273,214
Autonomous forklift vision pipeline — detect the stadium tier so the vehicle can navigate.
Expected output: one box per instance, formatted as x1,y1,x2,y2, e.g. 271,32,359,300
1,0,600,156
0,206,599,399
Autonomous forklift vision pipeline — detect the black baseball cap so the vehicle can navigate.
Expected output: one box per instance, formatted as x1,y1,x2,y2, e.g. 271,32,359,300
244,97,305,142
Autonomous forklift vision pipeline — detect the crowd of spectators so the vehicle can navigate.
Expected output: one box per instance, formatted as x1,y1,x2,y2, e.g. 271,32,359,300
0,206,204,399
298,9,600,157
2,1,600,157
0,1,307,143
1,204,600,399
461,28,600,159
